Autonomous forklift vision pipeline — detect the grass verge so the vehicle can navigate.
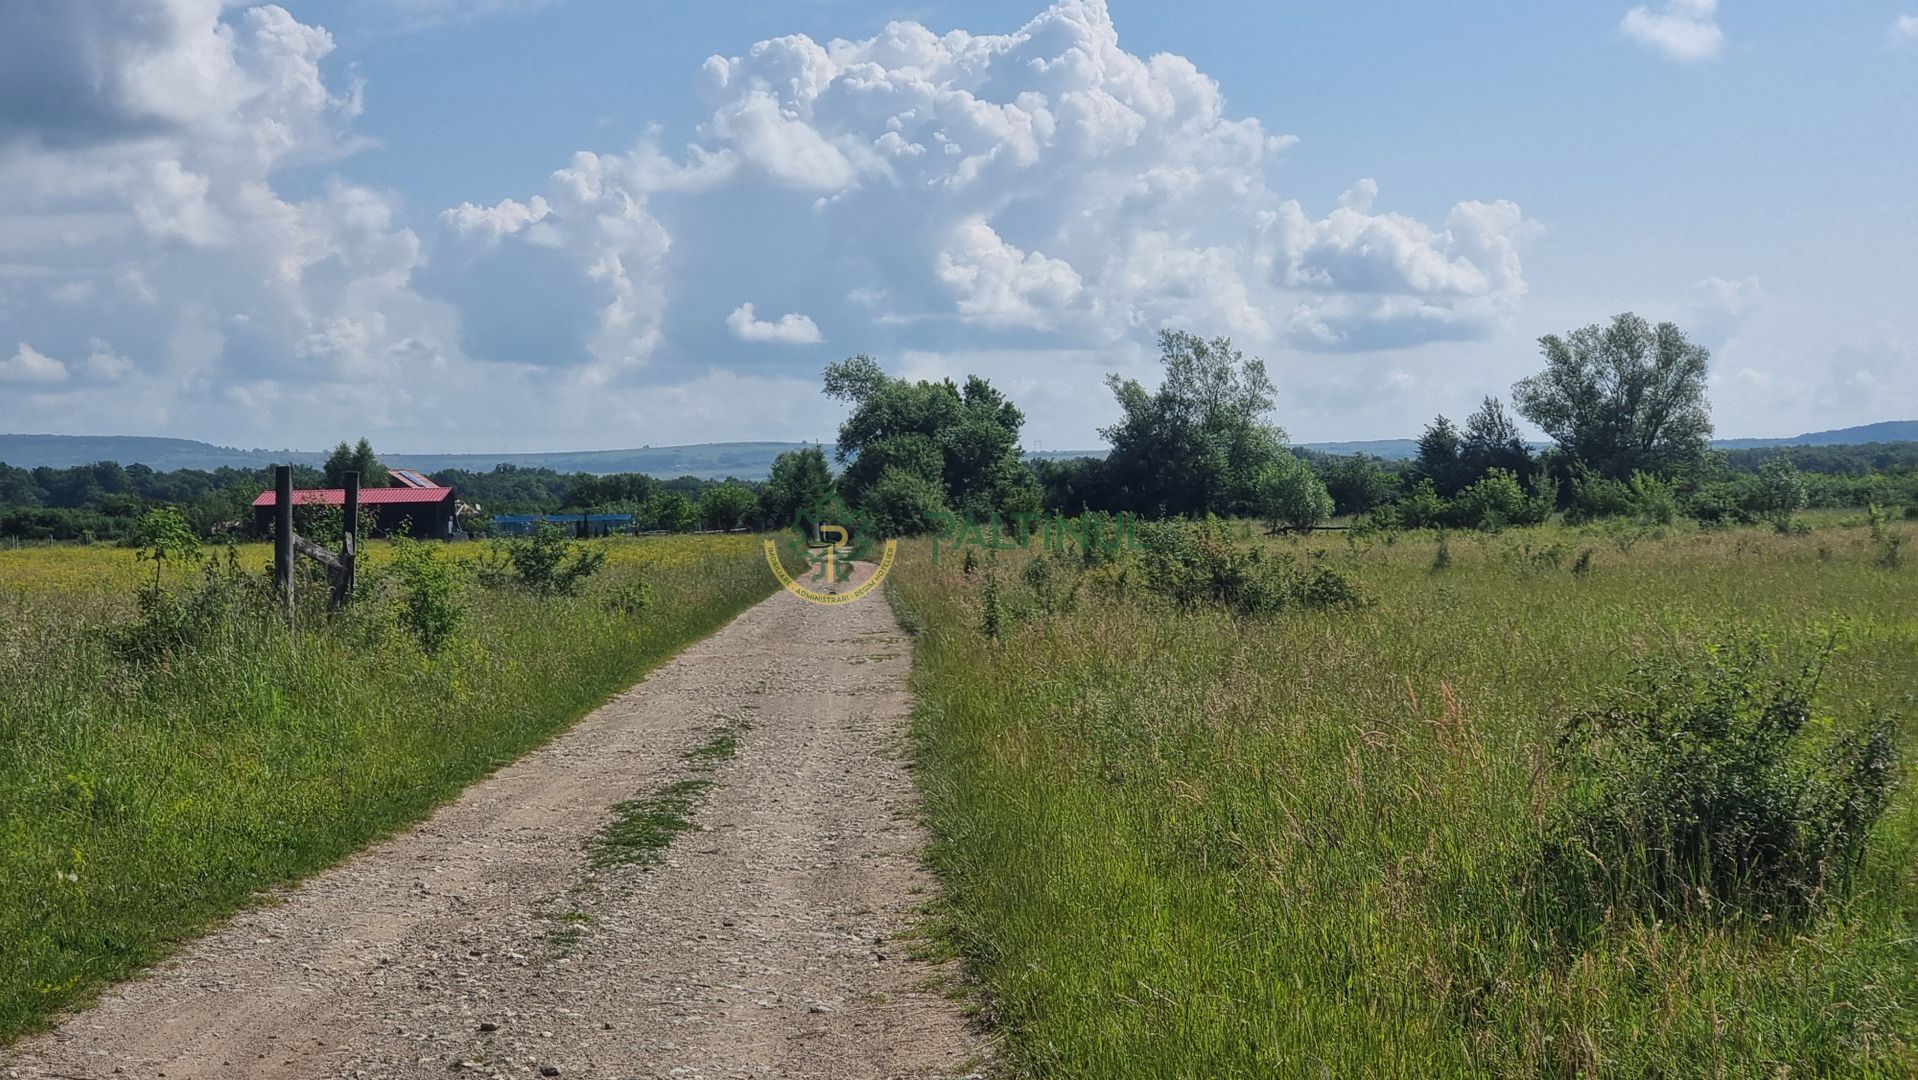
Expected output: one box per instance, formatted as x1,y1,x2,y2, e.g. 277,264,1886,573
0,534,780,1043
894,522,1918,1076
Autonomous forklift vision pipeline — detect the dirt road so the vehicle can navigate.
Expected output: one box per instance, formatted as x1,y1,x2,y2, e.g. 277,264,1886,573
3,566,985,1079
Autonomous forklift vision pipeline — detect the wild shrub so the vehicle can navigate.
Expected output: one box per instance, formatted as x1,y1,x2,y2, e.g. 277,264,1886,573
1749,458,1809,532
1134,518,1364,615
1536,632,1898,934
1396,479,1449,530
1450,468,1551,531
127,507,201,587
111,548,257,665
1571,548,1595,577
1627,470,1679,525
389,537,465,653
1565,471,1634,524
501,521,606,596
1018,552,1080,615
1430,530,1452,573
606,573,655,618
1867,503,1906,570
1258,452,1334,533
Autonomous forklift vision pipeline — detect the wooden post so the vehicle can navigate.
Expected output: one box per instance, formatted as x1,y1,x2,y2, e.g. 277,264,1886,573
341,471,359,607
274,464,294,618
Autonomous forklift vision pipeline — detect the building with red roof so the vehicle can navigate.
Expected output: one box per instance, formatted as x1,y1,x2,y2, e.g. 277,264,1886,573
252,482,458,539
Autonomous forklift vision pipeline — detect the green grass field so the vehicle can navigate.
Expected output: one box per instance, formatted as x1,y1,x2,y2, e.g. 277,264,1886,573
0,534,779,1042
892,521,1918,1076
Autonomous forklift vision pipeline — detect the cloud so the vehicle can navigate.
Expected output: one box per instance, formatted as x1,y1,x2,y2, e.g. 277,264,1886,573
0,0,1536,449
1685,274,1762,348
727,303,824,344
1621,0,1725,61
0,342,68,383
1895,15,1918,43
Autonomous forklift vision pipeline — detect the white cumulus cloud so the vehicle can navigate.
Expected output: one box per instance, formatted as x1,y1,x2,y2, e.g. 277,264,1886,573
727,303,824,344
0,343,69,384
1895,15,1918,43
0,0,1538,448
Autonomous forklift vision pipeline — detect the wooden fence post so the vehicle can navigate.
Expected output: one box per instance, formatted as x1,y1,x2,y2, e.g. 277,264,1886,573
274,464,294,618
342,471,359,607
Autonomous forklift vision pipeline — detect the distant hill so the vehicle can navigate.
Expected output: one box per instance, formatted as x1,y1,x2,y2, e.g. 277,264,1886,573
0,435,825,481
1710,420,1918,451
1298,421,1918,461
1296,439,1422,459
4,420,1913,476
384,443,817,481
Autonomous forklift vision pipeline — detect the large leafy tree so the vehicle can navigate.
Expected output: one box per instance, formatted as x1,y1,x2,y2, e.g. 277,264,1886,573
1099,330,1284,518
823,356,1039,529
1513,314,1713,480
322,438,389,488
760,446,835,530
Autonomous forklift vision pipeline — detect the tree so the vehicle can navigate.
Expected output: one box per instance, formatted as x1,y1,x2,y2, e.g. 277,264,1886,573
1413,416,1471,497
823,356,1038,521
131,506,201,586
1748,458,1808,530
1460,396,1535,483
1100,330,1284,517
761,446,836,532
860,466,950,538
641,490,697,533
1258,452,1335,533
323,438,389,488
697,483,758,532
1512,314,1713,481
1318,454,1400,517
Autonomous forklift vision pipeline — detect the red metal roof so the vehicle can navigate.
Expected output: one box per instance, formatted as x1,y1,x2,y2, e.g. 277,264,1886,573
252,486,453,507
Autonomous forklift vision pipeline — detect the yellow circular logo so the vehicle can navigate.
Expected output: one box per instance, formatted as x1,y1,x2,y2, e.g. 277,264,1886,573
764,529,897,605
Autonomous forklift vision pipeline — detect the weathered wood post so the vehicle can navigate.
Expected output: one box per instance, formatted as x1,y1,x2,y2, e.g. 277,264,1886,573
342,470,359,606
273,464,294,617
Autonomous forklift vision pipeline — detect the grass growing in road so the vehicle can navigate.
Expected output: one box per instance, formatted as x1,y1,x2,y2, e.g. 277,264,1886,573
0,534,779,1043
893,521,1918,1077
591,723,745,868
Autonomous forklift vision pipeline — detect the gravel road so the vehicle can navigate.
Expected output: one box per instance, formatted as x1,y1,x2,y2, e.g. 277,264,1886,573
4,566,985,1079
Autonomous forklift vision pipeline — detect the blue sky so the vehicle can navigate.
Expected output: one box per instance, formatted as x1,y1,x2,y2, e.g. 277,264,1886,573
1,0,1913,452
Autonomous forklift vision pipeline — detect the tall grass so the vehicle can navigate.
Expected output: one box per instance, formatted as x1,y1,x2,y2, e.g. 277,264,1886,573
894,523,1918,1076
0,535,779,1042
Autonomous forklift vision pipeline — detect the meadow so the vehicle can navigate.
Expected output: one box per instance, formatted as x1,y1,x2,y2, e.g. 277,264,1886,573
892,521,1918,1077
0,533,779,1041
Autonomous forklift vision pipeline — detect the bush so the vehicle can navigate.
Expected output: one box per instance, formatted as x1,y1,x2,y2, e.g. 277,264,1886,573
389,537,465,653
1258,453,1334,533
1565,471,1634,524
1395,479,1448,530
1627,470,1679,525
1537,632,1898,933
1747,458,1808,531
501,522,606,596
110,549,257,665
1134,518,1364,616
1450,468,1550,531
606,573,655,618
1683,480,1753,527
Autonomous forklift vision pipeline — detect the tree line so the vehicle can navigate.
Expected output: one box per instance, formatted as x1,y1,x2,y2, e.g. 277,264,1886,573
768,313,1918,538
7,312,1915,543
